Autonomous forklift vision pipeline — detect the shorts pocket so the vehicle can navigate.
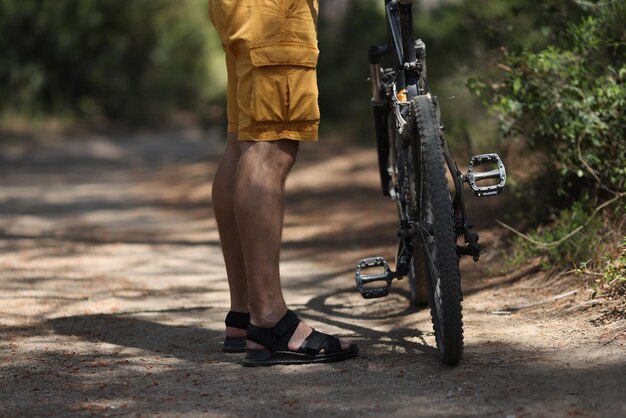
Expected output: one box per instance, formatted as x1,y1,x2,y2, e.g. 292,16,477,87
249,44,320,124
248,0,319,50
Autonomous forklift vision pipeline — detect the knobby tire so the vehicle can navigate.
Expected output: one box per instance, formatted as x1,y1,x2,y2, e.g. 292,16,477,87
410,95,463,365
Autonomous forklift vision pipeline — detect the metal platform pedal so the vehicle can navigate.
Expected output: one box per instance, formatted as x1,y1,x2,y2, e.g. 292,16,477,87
466,153,507,197
355,257,393,299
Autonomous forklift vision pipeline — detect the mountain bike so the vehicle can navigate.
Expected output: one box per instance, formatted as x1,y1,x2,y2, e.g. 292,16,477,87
354,0,507,365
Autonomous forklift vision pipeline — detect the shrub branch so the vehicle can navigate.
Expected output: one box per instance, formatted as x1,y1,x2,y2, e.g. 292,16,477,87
496,192,626,249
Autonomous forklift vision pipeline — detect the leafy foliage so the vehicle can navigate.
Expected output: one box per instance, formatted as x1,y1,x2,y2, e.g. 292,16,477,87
473,0,626,278
415,0,586,151
488,0,626,193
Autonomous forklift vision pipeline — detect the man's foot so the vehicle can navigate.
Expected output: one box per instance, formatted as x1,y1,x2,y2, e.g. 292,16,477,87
247,321,353,352
243,310,359,366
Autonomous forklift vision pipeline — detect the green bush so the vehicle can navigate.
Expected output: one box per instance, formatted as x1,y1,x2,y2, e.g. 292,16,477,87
476,0,626,277
489,0,625,193
416,0,586,151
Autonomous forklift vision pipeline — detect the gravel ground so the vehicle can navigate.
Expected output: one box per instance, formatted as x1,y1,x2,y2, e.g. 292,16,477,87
0,129,624,417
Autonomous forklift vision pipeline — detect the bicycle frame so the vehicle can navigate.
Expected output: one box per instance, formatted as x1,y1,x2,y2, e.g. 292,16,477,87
369,0,425,198
368,0,483,282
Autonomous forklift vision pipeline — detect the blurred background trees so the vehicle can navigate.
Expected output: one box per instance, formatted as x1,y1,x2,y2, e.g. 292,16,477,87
0,0,623,286
0,0,224,123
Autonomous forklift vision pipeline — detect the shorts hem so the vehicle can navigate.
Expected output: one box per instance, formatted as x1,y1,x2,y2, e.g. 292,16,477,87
238,125,318,142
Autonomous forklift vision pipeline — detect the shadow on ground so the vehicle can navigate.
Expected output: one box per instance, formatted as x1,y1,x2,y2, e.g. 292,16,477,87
4,308,624,417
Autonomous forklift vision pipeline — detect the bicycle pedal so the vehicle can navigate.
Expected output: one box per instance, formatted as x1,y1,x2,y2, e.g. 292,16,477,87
466,153,507,197
355,257,393,299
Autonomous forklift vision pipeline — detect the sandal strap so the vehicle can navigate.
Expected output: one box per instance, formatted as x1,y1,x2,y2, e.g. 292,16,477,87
298,330,342,355
225,311,250,330
247,310,300,351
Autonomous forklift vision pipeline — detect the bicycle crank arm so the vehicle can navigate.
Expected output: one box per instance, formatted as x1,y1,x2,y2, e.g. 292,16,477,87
355,257,394,299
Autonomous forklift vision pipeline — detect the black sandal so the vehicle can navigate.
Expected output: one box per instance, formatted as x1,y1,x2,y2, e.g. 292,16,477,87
222,311,250,353
243,310,359,366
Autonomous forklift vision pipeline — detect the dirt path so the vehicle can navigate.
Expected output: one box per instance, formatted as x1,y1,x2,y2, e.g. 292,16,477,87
0,130,624,417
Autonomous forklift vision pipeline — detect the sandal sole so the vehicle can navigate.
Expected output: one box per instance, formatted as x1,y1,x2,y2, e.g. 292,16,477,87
242,344,359,367
222,345,247,353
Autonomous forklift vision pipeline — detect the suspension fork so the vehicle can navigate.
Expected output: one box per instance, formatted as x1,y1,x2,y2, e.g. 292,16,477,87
369,44,392,197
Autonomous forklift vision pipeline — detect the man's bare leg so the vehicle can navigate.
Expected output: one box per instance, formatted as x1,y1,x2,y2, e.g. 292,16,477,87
234,140,350,351
212,133,248,339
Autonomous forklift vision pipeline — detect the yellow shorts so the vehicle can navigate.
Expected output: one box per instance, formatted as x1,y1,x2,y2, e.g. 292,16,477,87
208,0,320,141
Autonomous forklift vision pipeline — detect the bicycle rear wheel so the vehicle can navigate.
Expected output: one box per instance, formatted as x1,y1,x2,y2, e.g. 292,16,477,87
410,95,463,365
